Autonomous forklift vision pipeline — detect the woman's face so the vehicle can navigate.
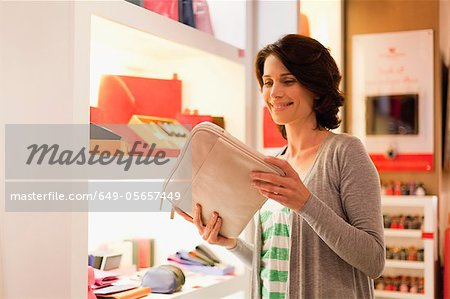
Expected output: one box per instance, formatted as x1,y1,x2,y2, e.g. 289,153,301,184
262,55,316,126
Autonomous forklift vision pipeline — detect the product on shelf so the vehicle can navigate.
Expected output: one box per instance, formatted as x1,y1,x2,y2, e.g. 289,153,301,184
380,180,427,196
407,246,417,261
383,214,423,230
128,115,189,150
385,246,424,261
167,245,234,276
89,123,130,154
176,110,225,130
418,277,425,293
374,275,424,294
96,74,182,124
176,109,213,129
141,265,185,294
125,0,215,36
399,276,410,292
415,183,426,196
143,0,179,21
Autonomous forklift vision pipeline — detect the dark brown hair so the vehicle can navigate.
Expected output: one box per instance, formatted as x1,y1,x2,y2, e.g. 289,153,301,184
255,34,344,139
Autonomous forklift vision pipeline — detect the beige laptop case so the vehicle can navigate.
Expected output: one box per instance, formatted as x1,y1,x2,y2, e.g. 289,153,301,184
163,122,285,238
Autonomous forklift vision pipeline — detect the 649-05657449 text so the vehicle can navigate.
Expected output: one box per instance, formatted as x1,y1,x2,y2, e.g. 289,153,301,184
9,191,181,201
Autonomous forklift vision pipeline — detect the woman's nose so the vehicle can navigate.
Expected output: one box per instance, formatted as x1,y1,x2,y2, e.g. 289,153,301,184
270,82,284,99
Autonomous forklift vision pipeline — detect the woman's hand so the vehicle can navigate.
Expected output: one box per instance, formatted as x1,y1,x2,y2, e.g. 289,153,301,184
174,204,237,249
251,156,311,212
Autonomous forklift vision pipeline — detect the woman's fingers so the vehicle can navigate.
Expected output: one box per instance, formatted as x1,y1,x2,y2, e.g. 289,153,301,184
252,180,288,196
202,212,218,241
251,171,295,189
186,203,232,247
259,189,286,202
250,158,312,212
208,216,223,243
193,204,205,234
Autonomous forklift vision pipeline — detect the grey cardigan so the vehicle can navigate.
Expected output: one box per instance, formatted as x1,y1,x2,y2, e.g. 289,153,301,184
229,133,385,298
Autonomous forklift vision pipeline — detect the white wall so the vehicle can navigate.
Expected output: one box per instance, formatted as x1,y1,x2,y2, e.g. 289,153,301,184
300,0,343,86
0,2,87,299
208,0,247,49
255,0,298,49
299,0,344,134
255,0,298,152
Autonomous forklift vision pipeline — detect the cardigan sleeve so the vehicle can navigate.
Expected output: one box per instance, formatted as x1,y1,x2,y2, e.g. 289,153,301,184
297,138,385,278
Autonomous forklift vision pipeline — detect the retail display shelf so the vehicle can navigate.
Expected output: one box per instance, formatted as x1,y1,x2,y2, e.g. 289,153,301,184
377,196,437,299
0,0,249,297
374,290,426,299
384,229,422,238
81,0,245,65
85,0,247,139
85,1,250,297
144,272,247,299
381,195,438,207
384,260,425,269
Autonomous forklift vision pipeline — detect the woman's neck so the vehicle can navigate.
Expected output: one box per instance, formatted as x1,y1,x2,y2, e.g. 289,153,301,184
284,119,329,159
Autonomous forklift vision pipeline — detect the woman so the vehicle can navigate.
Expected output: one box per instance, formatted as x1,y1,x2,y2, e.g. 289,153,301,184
177,34,385,298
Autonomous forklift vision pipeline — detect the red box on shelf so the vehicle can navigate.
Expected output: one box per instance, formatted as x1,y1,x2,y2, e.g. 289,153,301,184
176,113,212,129
95,74,182,124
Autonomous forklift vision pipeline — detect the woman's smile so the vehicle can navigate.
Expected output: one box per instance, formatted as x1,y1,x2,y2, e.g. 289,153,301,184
269,100,294,112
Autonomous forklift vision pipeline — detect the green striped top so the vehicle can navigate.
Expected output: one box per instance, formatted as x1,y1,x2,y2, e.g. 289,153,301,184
260,199,291,299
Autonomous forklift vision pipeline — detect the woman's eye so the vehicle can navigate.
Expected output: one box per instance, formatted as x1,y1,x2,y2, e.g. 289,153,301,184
284,80,296,84
263,81,272,86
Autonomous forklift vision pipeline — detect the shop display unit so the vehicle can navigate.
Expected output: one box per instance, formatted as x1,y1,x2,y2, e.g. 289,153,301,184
375,196,437,299
86,1,251,298
1,0,253,298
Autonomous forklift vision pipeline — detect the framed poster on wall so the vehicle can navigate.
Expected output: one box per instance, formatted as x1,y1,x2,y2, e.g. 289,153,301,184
352,29,434,172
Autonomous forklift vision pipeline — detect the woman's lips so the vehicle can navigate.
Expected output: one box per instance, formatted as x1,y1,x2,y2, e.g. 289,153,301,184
270,101,293,112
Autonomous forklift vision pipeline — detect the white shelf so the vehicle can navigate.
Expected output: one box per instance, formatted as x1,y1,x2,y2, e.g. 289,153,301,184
384,229,422,238
374,290,426,299
146,272,248,299
385,260,425,269
381,195,438,207
84,0,244,64
378,196,437,299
